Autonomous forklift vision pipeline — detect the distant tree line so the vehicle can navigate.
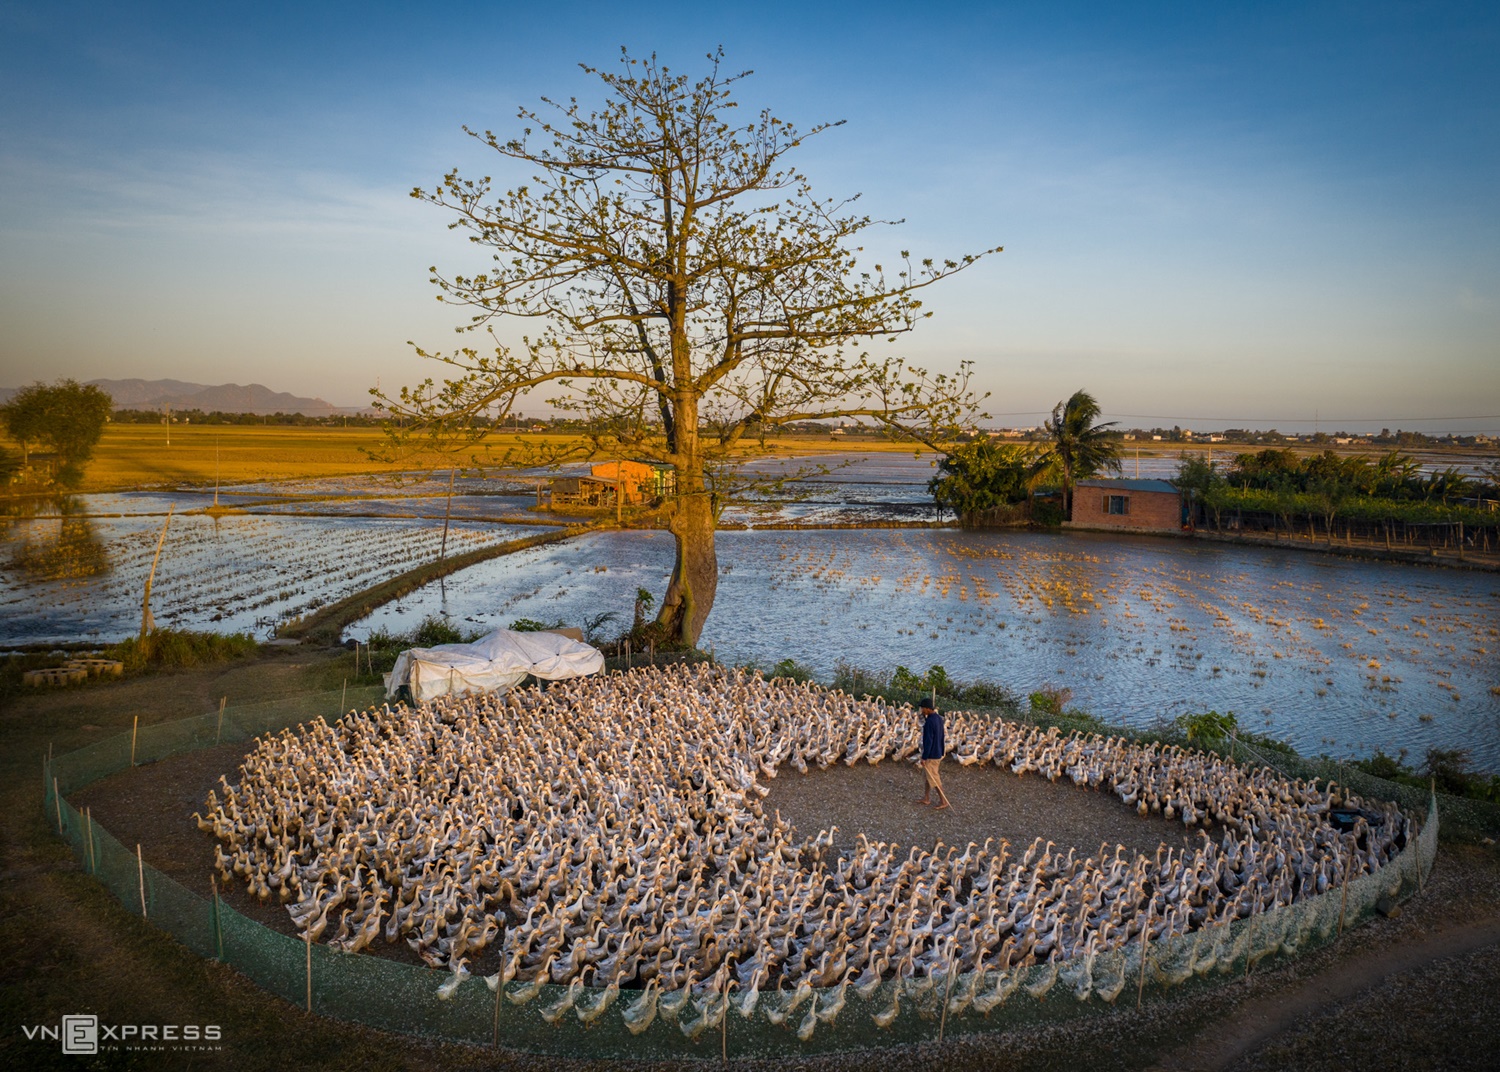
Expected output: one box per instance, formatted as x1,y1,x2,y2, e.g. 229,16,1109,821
109,409,386,426
1177,448,1500,548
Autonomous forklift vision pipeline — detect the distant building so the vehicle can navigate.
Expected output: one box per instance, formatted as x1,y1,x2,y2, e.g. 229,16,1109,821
549,460,676,510
1068,478,1183,534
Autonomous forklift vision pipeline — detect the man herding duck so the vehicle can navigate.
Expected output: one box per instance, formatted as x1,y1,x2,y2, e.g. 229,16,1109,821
915,696,952,810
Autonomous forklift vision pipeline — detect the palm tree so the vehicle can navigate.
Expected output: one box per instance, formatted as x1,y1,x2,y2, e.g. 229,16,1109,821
1043,389,1122,519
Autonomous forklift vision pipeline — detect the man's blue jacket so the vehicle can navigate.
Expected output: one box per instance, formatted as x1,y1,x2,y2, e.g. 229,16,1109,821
921,711,945,760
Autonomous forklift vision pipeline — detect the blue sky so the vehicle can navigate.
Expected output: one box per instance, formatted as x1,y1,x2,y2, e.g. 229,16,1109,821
1,1,1496,433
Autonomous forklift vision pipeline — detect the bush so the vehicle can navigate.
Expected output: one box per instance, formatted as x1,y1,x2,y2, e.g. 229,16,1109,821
769,658,815,683
1423,748,1475,797
1028,685,1072,716
831,659,887,697
108,628,258,671
411,615,477,647
1032,499,1065,527
891,664,952,697
1352,749,1413,781
509,618,566,633
954,679,1021,711
1175,710,1238,748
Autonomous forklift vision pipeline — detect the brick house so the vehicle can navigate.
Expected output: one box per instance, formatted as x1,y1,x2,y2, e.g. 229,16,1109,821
1068,478,1183,533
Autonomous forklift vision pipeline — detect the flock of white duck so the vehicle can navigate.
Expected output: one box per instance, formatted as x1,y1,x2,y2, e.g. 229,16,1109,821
199,663,1410,1037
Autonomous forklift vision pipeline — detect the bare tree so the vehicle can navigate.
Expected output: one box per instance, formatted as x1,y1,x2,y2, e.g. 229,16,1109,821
377,50,999,645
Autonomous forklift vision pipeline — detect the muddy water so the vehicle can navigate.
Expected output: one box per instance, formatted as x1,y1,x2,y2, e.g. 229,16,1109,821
348,527,1500,770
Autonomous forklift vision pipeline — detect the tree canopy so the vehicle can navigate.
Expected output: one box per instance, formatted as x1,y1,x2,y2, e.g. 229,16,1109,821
0,379,113,487
377,50,998,644
1041,389,1121,519
928,439,1038,523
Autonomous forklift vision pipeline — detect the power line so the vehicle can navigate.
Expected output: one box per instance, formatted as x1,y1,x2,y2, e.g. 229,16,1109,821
985,411,1499,424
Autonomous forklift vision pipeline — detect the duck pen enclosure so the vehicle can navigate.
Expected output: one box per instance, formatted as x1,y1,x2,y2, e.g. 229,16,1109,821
45,673,1439,1060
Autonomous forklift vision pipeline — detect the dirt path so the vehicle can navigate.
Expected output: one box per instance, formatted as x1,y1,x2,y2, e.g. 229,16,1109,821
1149,915,1500,1072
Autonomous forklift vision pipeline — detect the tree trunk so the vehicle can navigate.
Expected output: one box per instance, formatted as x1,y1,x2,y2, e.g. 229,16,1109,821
656,469,718,648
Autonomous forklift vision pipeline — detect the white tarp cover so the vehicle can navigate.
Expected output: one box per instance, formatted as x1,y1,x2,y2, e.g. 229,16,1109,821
384,628,604,702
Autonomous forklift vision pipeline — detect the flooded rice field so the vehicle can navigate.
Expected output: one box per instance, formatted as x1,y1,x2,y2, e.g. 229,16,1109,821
5,451,1497,768
348,528,1500,770
0,500,547,643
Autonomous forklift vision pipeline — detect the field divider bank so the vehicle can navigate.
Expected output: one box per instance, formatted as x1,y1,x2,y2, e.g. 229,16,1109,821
276,522,604,644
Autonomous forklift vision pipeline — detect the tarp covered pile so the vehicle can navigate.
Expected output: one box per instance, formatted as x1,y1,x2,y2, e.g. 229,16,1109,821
384,628,604,702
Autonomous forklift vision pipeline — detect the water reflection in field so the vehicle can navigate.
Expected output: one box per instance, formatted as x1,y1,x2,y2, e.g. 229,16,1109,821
348,528,1500,769
0,504,544,644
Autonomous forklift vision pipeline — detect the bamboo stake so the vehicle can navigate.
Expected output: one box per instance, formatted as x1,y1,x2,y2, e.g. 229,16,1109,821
492,966,503,1046
341,678,347,714
137,844,148,919
720,980,729,1062
306,926,313,1012
1338,852,1351,936
440,468,455,561
1136,901,1152,1010
131,715,139,767
53,777,62,833
210,877,222,959
939,947,957,1042
140,506,174,644
84,807,95,873
216,696,227,745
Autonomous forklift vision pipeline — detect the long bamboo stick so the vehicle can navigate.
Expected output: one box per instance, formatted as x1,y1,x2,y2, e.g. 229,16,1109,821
306,926,313,1012
492,966,503,1046
939,946,957,1042
1136,901,1152,1010
140,506,174,643
212,877,224,960
131,716,138,766
53,777,62,833
137,844,148,919
1338,852,1351,936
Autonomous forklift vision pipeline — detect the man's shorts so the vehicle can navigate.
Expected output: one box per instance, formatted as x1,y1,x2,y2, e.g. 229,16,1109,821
920,758,943,789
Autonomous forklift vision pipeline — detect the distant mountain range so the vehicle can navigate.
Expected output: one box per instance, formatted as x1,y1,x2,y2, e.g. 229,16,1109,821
0,378,369,416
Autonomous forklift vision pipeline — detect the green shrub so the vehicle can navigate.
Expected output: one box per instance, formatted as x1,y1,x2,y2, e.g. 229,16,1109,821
1175,709,1239,748
108,628,258,671
1028,685,1072,716
769,658,815,683
955,679,1021,711
1423,748,1475,797
1352,749,1413,781
891,664,952,697
1032,499,1065,527
831,659,888,697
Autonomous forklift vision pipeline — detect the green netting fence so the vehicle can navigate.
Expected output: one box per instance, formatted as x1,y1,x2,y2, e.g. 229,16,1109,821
44,688,1439,1059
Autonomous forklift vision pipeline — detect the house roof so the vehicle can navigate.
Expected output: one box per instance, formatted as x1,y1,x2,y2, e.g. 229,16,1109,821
1075,478,1179,494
